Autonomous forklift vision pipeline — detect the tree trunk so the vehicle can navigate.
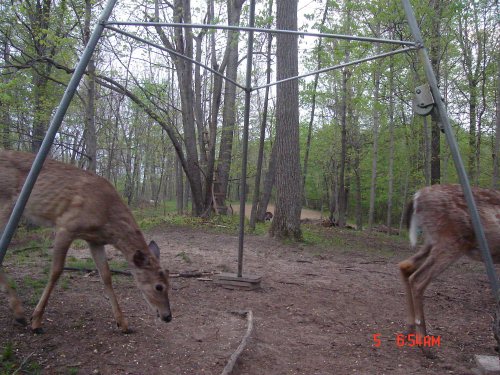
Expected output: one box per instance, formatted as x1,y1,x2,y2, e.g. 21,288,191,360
83,0,97,172
256,142,277,221
493,51,500,189
216,0,246,209
302,2,329,206
269,0,302,240
154,0,204,215
429,0,443,184
1,35,12,149
368,35,381,231
386,55,395,229
250,0,273,230
336,7,352,228
176,155,184,214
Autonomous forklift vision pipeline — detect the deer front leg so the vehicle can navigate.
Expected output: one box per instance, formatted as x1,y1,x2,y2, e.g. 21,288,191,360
399,244,432,334
31,230,72,333
89,244,129,333
0,266,27,326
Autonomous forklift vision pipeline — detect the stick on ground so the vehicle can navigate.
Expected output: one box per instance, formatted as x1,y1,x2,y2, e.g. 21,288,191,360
221,310,254,375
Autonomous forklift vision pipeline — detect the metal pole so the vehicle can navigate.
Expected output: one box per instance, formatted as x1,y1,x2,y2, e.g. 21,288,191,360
237,0,256,278
106,21,416,47
401,0,500,300
105,25,245,90
0,0,118,265
254,46,416,91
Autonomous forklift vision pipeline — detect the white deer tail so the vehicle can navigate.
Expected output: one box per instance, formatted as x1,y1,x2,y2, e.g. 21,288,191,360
407,192,420,248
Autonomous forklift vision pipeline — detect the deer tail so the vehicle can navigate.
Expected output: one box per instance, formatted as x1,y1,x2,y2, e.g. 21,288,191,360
406,192,420,248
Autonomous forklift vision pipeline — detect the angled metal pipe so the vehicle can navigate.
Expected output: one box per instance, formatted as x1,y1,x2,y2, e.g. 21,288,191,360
105,25,245,90
253,46,416,91
106,21,416,47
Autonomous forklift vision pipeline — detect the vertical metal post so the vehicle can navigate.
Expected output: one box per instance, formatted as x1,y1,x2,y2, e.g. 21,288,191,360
401,0,499,300
0,0,118,265
237,0,256,278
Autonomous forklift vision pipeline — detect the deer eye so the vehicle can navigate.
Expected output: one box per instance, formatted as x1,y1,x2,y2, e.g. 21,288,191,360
155,284,164,292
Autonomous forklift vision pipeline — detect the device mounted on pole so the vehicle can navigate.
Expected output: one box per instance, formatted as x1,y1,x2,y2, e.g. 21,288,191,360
413,84,434,117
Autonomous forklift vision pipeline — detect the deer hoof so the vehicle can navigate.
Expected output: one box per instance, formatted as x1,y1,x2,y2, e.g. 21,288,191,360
404,324,416,335
31,327,44,335
117,321,131,334
15,317,28,326
421,346,437,359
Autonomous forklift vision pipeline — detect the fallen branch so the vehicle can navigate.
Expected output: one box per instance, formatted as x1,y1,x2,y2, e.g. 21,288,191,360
221,310,254,375
63,267,132,276
170,271,215,278
63,267,216,279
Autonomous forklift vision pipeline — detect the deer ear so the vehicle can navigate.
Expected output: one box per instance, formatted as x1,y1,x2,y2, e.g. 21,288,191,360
133,250,147,268
149,240,160,259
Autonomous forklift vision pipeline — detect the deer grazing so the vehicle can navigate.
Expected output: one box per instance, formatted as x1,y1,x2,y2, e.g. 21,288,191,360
0,150,172,333
399,184,500,339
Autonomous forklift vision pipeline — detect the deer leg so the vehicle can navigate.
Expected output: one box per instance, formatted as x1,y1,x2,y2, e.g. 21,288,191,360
89,243,129,333
399,244,432,334
408,242,462,339
0,200,27,325
0,266,27,325
31,229,73,333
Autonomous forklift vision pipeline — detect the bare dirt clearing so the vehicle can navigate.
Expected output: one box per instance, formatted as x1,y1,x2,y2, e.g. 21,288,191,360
1,223,498,374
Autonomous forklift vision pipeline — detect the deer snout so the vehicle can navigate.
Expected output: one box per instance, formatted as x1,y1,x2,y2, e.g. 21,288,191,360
162,313,172,322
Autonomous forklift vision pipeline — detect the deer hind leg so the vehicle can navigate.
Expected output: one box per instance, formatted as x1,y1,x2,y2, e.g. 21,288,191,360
89,243,129,333
399,244,432,334
31,229,73,333
407,242,462,339
0,266,27,326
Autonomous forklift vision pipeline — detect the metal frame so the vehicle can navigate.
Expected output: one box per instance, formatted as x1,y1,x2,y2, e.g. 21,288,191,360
1,0,497,300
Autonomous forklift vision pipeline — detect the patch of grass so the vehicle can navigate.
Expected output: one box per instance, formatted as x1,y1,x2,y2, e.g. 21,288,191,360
0,342,17,375
1,343,14,362
65,257,128,273
71,239,87,250
1,342,42,375
23,276,48,306
66,257,95,270
67,367,80,375
109,259,129,271
176,251,192,264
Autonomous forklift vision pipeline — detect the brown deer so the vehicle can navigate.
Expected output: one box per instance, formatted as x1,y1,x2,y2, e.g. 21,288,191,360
399,184,500,339
0,150,172,333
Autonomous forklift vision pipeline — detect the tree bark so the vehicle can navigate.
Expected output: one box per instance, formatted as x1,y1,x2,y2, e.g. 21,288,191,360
494,50,500,189
83,0,97,172
429,0,443,184
368,32,381,231
250,0,273,229
216,0,246,209
386,54,395,229
269,0,302,240
302,2,329,206
256,142,277,221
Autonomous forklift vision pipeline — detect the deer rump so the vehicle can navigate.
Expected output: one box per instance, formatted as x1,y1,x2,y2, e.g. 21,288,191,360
406,184,500,262
399,184,500,342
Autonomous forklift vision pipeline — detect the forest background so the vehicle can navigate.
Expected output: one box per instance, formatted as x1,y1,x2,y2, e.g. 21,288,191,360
0,0,499,237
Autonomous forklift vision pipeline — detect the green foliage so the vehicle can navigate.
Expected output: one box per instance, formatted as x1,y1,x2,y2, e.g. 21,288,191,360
176,251,192,264
0,342,42,375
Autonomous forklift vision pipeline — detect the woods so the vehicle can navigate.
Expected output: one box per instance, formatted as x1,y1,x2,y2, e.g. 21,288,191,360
0,0,499,234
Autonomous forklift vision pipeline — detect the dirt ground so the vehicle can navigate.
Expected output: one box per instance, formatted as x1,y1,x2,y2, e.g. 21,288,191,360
1,221,499,375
